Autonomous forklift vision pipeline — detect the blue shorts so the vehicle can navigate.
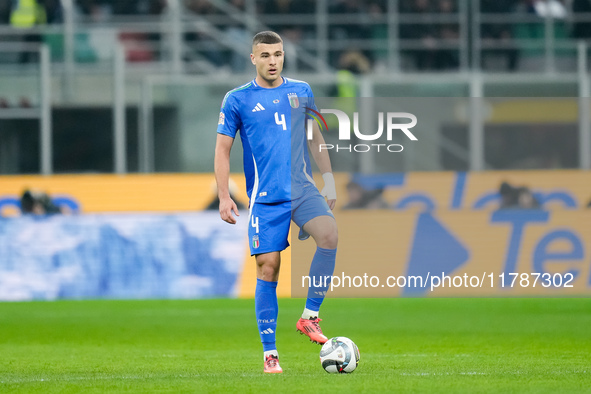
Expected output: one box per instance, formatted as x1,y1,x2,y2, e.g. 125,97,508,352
247,187,334,255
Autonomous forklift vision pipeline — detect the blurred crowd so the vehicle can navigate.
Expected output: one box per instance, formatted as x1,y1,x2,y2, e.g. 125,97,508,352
75,0,166,18
0,0,590,71
341,180,546,210
341,179,546,211
0,0,166,24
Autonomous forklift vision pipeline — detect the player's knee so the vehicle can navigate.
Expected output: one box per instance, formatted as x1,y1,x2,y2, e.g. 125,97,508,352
317,228,338,249
326,230,338,249
259,264,280,281
256,254,280,281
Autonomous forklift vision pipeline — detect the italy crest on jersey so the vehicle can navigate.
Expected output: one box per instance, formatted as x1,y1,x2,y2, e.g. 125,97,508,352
288,93,299,108
252,235,260,249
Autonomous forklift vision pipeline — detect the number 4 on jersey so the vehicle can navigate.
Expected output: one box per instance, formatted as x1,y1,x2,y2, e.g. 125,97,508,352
275,112,286,131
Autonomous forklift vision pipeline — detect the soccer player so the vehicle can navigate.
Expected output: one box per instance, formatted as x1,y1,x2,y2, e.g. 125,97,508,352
214,31,338,374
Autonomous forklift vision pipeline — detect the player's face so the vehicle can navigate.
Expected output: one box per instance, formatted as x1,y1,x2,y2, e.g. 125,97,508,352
251,42,284,86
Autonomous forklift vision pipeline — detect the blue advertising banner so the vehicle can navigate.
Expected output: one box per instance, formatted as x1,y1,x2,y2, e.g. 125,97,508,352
0,213,247,301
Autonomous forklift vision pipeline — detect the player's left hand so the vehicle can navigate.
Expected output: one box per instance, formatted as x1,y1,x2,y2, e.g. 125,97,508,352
321,172,337,210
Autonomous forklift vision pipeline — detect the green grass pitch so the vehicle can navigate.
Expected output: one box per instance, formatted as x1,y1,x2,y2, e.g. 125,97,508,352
0,298,590,393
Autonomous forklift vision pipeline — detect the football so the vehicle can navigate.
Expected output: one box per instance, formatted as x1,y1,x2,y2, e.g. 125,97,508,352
319,337,360,374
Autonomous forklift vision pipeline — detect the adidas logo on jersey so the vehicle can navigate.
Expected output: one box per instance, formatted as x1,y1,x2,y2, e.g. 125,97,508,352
260,328,274,335
252,103,265,112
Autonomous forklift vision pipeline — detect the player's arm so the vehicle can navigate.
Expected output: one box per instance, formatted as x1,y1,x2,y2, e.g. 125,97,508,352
307,121,337,210
214,133,240,224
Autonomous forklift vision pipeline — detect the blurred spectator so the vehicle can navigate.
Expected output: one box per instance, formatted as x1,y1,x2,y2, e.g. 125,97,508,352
43,0,63,23
339,49,371,75
400,0,439,70
530,0,567,18
184,0,225,69
75,0,107,20
0,0,12,23
261,0,313,61
342,181,388,210
75,0,165,17
327,50,368,128
435,0,459,70
499,181,519,208
221,0,248,72
119,32,153,62
329,0,370,65
516,186,540,209
513,0,569,59
71,1,165,63
368,1,387,69
225,25,250,72
499,181,540,209
229,0,245,11
572,0,591,39
329,0,367,37
326,50,369,131
116,1,167,62
20,189,63,215
185,0,216,15
113,0,144,15
481,0,519,71
10,0,46,63
146,0,166,15
262,0,315,14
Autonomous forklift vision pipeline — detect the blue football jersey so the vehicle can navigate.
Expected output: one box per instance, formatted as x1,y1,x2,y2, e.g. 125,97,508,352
217,77,318,204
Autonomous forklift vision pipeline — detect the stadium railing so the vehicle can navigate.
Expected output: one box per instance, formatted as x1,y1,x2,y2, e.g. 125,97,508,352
1,0,590,77
0,0,590,174
138,69,590,175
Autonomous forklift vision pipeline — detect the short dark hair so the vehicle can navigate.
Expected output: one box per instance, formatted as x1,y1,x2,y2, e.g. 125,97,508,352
252,31,283,47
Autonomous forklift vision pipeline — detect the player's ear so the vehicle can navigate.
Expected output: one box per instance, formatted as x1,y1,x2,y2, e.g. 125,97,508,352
250,53,256,65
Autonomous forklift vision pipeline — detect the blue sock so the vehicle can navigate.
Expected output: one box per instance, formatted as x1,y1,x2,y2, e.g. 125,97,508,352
255,278,278,352
305,247,337,312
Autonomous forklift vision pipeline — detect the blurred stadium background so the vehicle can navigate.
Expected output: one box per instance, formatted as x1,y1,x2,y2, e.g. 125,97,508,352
0,0,590,300
1,2,591,391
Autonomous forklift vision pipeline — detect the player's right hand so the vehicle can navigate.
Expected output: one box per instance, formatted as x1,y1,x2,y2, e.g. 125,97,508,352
219,197,240,224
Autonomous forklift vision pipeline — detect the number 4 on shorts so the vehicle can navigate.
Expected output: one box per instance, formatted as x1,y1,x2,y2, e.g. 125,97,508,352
251,215,259,233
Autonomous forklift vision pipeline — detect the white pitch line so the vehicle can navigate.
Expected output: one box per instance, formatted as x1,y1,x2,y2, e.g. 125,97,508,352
0,372,274,384
400,372,487,376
